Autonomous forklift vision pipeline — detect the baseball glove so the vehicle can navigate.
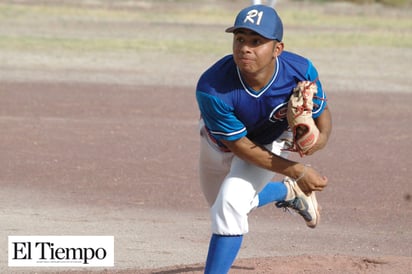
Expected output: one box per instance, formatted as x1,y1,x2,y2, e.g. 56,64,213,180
286,81,320,156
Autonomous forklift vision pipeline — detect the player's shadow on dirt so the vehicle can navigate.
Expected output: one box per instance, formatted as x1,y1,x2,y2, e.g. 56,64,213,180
151,267,203,274
151,265,254,273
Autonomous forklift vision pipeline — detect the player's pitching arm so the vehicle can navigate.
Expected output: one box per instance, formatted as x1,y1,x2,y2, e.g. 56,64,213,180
305,106,332,156
221,137,327,194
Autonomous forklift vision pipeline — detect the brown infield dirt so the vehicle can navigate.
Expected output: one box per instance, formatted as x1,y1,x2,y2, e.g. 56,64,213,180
1,83,411,273
1,1,411,274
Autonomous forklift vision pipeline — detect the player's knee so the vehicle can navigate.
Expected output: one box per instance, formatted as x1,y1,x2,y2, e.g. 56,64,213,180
210,192,251,235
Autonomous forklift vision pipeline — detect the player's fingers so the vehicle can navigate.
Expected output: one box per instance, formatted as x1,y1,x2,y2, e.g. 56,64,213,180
321,175,328,185
316,176,328,190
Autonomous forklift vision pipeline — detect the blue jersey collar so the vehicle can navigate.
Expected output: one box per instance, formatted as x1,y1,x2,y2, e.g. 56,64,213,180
237,57,279,98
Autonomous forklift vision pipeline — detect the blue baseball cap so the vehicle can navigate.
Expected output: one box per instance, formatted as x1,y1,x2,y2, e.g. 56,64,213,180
225,5,283,41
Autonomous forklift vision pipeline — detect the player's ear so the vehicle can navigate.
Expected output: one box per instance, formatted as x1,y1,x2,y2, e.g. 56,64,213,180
273,41,284,58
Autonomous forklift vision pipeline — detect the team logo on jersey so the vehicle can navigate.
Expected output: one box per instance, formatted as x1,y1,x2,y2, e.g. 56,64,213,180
269,103,288,122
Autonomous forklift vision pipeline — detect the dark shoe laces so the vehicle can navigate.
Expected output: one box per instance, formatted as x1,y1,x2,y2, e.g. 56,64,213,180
275,198,312,222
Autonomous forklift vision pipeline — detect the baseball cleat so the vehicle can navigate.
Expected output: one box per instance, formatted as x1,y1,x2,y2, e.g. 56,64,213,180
275,177,320,228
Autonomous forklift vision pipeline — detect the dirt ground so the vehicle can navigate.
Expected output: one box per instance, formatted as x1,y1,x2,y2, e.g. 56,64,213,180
1,1,411,273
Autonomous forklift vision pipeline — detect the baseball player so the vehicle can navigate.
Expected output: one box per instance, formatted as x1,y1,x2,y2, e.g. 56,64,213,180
196,5,332,274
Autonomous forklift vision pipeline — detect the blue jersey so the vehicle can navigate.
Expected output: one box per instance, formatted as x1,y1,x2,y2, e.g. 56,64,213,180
196,51,327,146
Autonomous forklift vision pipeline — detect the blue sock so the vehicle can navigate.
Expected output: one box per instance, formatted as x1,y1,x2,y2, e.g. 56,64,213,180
204,234,243,274
258,181,287,207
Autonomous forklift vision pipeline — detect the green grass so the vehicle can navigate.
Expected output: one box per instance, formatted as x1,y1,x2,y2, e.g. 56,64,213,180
0,3,231,24
348,0,412,6
0,2,410,56
0,35,229,54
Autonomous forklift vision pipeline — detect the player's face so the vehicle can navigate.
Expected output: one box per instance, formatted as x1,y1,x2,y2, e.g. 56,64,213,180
232,29,283,82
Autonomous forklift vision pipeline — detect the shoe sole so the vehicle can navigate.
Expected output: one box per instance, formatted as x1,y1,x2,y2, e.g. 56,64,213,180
306,192,320,229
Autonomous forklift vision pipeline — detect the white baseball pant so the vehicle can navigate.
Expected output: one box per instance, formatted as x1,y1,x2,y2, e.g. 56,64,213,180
199,120,291,235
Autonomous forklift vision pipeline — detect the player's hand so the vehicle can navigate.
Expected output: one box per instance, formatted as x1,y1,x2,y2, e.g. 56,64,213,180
304,132,328,156
296,165,328,194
